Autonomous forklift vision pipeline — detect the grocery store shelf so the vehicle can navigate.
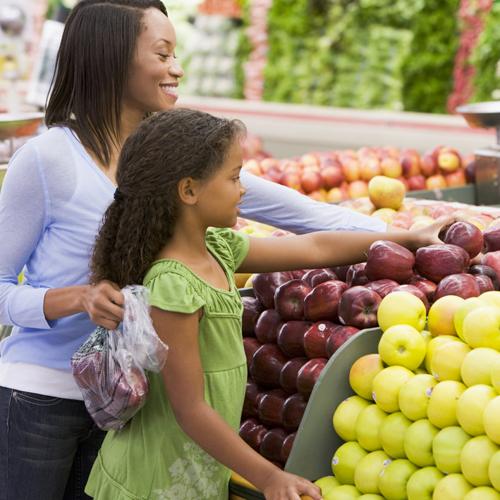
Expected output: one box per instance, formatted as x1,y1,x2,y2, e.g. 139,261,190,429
179,96,496,157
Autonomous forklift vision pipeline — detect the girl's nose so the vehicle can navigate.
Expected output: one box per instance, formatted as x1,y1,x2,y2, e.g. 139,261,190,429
169,59,184,79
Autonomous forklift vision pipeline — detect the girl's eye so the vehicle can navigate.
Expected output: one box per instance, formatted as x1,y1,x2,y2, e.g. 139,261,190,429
233,176,241,182
158,53,172,60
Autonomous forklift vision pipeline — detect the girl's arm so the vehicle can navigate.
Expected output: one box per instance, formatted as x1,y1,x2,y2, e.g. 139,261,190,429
151,307,322,500
237,216,453,274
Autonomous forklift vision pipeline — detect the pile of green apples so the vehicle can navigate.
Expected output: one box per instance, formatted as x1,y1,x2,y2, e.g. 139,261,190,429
316,290,500,500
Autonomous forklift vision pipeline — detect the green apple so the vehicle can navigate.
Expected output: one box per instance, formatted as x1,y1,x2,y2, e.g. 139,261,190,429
399,373,436,421
430,340,470,382
325,484,361,499
349,353,384,400
354,450,391,494
331,441,367,485
432,426,470,474
315,476,340,496
377,291,426,332
461,347,500,387
378,458,417,500
456,384,496,436
379,412,412,458
460,435,499,486
333,395,371,441
464,487,500,500
372,365,414,413
428,295,464,337
403,419,439,467
433,474,473,499
427,380,466,428
489,450,500,490
378,324,426,370
479,290,500,308
484,396,500,445
491,355,500,392
462,306,500,350
355,404,387,451
424,335,462,373
453,297,484,341
406,467,444,500
358,495,384,500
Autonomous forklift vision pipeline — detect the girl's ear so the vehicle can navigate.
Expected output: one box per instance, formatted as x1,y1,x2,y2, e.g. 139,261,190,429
178,177,201,205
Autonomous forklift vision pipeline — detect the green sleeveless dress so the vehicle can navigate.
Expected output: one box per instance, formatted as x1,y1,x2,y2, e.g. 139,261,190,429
85,228,250,500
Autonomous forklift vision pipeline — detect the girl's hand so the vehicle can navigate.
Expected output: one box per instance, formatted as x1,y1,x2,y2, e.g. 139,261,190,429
261,469,322,500
410,215,458,249
81,280,124,330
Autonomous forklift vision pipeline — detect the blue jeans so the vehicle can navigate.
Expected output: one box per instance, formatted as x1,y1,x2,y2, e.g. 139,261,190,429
0,387,106,500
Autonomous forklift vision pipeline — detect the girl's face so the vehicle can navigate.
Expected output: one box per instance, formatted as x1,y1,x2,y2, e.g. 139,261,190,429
123,8,183,117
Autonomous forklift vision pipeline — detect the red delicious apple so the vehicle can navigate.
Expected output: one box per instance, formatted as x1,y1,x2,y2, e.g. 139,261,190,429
260,428,288,462
338,286,382,328
474,274,495,293
415,244,470,283
280,357,308,393
290,270,308,280
346,263,369,286
408,276,438,302
303,281,348,321
243,337,261,367
301,170,323,194
482,251,500,283
282,393,307,431
442,221,483,258
332,265,349,282
242,296,264,337
483,228,500,253
434,273,480,300
281,432,296,463
365,240,415,283
240,418,268,451
277,321,312,357
401,149,421,178
407,175,427,191
274,279,312,320
258,389,287,427
297,358,327,399
250,344,288,388
420,153,438,177
321,165,344,189
469,264,500,290
326,325,360,357
302,268,338,288
255,309,284,344
303,321,338,358
365,279,400,298
391,284,430,311
253,272,295,309
242,380,261,418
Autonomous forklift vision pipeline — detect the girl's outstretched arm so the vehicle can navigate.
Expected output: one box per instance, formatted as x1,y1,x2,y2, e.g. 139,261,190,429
237,216,455,274
151,307,322,500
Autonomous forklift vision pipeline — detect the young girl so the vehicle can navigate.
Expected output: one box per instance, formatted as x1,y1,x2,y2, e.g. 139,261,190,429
87,108,452,500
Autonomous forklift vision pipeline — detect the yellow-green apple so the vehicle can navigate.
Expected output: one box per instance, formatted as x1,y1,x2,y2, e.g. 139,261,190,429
427,380,466,428
314,475,340,496
358,495,384,499
404,419,439,466
453,297,485,341
326,484,361,499
379,412,412,458
462,306,500,350
368,176,405,210
433,474,473,499
427,295,465,337
489,450,500,490
432,426,470,474
349,353,383,400
491,355,500,392
378,325,426,371
354,450,391,494
380,157,403,178
372,366,414,413
410,216,435,231
365,243,416,284
355,404,387,451
460,435,499,486
331,441,367,485
406,466,444,500
484,396,500,445
371,208,397,224
333,395,370,441
464,487,500,500
378,458,417,500
431,341,471,381
326,187,345,203
456,385,496,436
426,174,447,190
424,335,462,372
479,290,500,307
399,374,437,421
376,292,426,332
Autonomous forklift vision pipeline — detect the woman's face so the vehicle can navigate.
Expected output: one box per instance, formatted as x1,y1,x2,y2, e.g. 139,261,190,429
123,8,184,117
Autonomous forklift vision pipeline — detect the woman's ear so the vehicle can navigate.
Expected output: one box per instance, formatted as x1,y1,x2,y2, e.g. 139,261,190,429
178,177,200,205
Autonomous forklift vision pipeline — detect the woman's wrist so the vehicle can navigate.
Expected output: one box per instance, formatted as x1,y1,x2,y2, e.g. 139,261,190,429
76,284,91,313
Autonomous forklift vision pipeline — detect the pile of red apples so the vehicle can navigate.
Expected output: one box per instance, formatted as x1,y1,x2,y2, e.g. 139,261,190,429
239,221,500,467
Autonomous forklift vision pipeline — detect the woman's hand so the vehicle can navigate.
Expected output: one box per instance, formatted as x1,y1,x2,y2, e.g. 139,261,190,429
261,469,322,500
410,215,458,249
81,280,124,330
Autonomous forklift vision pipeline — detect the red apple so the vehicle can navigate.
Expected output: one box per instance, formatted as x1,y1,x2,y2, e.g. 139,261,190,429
301,170,323,194
359,157,382,181
332,265,350,282
341,158,360,182
303,321,338,358
277,321,312,358
365,240,415,283
381,157,403,178
347,180,369,199
321,165,344,189
302,268,338,288
437,148,462,172
297,358,327,399
420,153,438,177
391,284,430,311
483,228,500,253
266,165,284,183
434,273,480,300
255,309,284,344
253,272,295,309
260,428,288,462
281,432,296,463
346,263,369,286
250,344,288,388
426,174,447,190
242,296,264,336
242,380,261,418
408,276,438,302
243,159,262,176
474,274,495,293
260,157,279,173
401,149,421,177
282,394,307,431
338,286,382,328
445,170,466,187
415,244,470,282
303,281,348,321
326,325,360,356
258,389,287,427
240,418,268,451
482,251,500,282
469,264,500,290
442,221,483,258
280,357,308,393
274,279,312,320
407,175,427,191
365,279,400,298
465,160,476,183
243,337,261,367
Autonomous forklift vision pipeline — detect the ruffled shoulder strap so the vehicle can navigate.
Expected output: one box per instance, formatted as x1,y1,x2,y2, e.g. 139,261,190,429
205,228,250,274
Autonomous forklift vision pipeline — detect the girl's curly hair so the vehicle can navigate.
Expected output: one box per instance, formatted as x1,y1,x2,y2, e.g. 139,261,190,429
90,108,246,287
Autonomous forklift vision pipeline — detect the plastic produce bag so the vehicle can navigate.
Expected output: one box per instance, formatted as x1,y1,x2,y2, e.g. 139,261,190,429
71,285,168,430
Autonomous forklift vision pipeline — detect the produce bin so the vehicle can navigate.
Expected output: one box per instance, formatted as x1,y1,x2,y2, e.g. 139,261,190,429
408,184,476,204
